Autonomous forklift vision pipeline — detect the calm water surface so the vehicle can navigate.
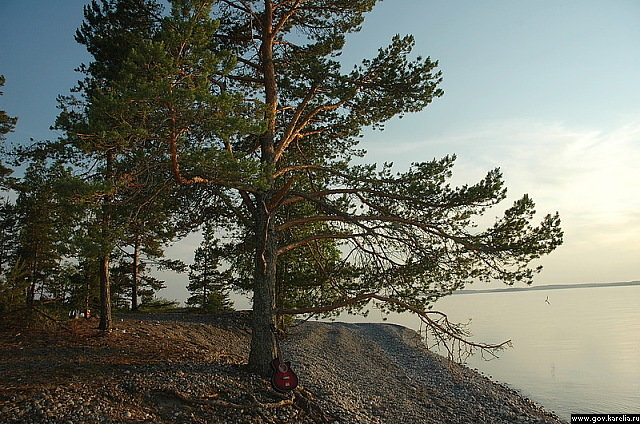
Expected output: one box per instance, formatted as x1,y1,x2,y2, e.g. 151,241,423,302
332,285,640,421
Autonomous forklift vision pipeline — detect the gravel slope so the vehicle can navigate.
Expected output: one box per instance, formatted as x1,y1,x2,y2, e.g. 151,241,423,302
283,321,565,423
0,313,566,423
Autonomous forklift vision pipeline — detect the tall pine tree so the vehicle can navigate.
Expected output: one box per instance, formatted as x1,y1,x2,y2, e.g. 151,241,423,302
53,0,169,330
65,0,563,375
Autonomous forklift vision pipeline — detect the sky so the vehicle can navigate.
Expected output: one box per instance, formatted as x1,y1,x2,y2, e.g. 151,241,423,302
1,0,639,303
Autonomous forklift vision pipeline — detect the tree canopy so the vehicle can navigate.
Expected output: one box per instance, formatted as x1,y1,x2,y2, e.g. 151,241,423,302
37,0,562,375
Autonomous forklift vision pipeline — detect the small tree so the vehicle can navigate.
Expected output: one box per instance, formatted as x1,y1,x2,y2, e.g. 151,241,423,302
0,198,27,315
0,199,19,283
13,161,77,306
0,75,21,311
187,222,233,313
115,175,186,310
0,75,18,186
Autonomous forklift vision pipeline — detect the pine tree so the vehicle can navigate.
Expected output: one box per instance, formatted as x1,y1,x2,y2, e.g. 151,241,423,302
0,199,24,313
114,162,186,310
1,75,18,187
63,0,563,375
53,0,168,331
12,161,77,306
187,222,233,313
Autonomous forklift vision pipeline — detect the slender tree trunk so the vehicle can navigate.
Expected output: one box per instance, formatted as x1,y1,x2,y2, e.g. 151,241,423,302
26,248,38,307
131,234,140,310
83,264,90,316
248,196,279,376
98,254,111,330
203,265,208,309
99,150,114,332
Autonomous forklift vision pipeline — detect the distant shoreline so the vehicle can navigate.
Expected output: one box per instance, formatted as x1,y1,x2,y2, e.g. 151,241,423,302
454,280,640,295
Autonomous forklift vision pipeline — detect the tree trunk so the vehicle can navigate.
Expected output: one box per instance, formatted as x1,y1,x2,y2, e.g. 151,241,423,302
83,264,90,316
26,248,38,307
248,196,279,376
247,3,281,376
131,234,140,310
98,254,112,331
99,150,114,332
203,274,208,309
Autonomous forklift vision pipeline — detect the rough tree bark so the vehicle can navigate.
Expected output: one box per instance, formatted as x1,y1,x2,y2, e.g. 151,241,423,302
247,0,280,376
98,149,114,332
248,195,280,376
131,233,140,310
26,247,37,308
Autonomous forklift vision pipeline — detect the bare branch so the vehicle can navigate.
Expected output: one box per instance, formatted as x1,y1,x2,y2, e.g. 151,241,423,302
276,214,434,233
272,0,306,36
274,96,351,163
277,232,369,255
226,74,264,84
277,82,320,157
219,0,262,27
277,293,511,358
235,56,262,71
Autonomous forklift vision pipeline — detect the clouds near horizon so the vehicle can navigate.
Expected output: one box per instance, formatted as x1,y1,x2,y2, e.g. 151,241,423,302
363,116,640,284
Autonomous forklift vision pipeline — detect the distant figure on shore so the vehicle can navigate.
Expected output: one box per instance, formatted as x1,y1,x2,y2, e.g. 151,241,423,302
545,296,551,305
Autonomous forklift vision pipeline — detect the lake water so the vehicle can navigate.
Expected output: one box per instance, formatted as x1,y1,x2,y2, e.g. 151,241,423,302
330,285,640,421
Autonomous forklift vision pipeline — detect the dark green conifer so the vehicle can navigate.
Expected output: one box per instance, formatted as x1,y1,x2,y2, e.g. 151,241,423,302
187,222,233,313
55,0,563,374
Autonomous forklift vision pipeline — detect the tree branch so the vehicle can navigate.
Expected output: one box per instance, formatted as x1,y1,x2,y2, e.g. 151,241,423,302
277,232,368,255
277,293,511,357
168,136,257,193
226,74,264,84
272,0,306,37
266,177,296,211
236,56,262,71
273,96,351,163
219,0,262,27
276,82,320,158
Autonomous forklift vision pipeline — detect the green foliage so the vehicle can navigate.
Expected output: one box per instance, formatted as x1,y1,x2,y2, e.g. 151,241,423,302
0,199,20,280
109,256,166,308
186,222,233,313
16,1,563,363
137,296,180,311
75,0,164,81
0,162,97,313
0,76,17,141
12,161,84,305
76,0,265,170
0,259,29,315
0,75,18,186
50,0,213,318
205,0,562,317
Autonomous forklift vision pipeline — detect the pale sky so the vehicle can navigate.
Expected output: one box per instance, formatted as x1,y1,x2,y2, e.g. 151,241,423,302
1,1,639,303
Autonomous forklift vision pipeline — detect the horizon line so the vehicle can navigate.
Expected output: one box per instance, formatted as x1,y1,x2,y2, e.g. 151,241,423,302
454,280,640,295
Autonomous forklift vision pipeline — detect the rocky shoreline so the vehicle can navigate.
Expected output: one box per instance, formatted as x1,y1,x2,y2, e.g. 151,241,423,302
0,312,566,423
284,321,565,423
